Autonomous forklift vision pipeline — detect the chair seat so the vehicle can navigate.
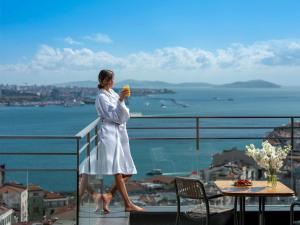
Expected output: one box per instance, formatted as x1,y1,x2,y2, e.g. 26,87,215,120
185,205,233,220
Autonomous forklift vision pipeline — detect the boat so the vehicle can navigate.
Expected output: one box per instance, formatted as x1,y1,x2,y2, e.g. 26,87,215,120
160,103,167,108
38,102,48,107
146,169,163,176
130,112,143,117
162,172,191,176
213,97,234,101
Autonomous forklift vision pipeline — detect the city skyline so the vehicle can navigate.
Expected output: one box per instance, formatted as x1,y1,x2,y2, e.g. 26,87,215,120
1,0,300,85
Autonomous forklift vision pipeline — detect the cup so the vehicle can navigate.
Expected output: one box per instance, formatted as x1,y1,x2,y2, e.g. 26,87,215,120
122,85,131,97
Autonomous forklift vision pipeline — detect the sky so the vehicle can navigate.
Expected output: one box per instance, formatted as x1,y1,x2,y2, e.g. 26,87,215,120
0,0,300,85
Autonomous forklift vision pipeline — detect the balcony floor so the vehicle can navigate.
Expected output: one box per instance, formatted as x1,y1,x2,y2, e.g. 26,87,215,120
79,203,297,225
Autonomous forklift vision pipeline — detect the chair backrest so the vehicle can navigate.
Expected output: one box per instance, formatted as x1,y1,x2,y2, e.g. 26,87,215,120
175,177,207,201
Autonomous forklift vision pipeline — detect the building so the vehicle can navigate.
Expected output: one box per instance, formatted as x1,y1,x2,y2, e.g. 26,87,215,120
0,183,45,222
0,165,4,187
43,192,69,216
212,147,256,168
266,122,300,150
0,183,28,223
143,176,175,186
27,185,44,221
0,206,14,225
125,181,146,193
210,147,258,180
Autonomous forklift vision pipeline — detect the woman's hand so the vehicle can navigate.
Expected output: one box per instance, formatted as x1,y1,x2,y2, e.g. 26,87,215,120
119,89,130,102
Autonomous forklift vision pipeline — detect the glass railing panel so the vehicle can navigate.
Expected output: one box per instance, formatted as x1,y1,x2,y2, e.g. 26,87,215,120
0,136,79,224
99,140,200,208
1,170,77,225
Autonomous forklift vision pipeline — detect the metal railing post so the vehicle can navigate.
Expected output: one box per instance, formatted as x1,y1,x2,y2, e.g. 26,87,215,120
95,125,99,160
87,132,91,173
196,117,200,150
291,117,295,192
76,138,80,225
291,117,295,151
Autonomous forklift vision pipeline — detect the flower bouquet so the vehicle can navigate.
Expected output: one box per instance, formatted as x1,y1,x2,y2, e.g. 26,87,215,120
245,141,291,188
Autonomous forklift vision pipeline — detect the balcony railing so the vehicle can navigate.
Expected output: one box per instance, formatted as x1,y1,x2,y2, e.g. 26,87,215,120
0,116,300,225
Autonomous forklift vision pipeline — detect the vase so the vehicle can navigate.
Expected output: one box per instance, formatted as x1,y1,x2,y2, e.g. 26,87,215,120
266,173,277,188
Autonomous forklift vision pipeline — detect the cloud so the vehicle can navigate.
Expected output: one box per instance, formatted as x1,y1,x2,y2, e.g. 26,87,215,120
125,39,300,70
1,39,300,81
126,47,215,70
29,45,124,71
83,33,113,44
64,37,82,45
215,40,300,68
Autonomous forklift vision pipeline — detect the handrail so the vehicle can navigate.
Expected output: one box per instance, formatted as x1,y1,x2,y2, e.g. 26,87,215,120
130,116,300,119
0,152,76,155
0,135,77,139
127,126,299,129
129,137,300,140
0,168,77,172
75,117,100,138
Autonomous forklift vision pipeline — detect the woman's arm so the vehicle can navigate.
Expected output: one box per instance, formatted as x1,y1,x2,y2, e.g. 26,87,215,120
96,94,130,124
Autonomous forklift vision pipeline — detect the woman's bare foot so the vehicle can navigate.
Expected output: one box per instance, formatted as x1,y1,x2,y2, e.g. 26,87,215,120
92,193,102,212
102,192,113,214
125,203,145,212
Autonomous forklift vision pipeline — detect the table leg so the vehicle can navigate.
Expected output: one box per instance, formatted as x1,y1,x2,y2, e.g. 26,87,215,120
243,197,246,225
262,197,265,225
259,197,266,225
239,196,245,225
234,197,238,225
259,197,262,225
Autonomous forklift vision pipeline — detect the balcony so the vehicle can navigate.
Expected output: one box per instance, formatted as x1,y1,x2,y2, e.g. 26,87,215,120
1,116,300,225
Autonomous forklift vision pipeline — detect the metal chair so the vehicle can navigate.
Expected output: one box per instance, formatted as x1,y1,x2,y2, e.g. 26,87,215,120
175,177,233,225
290,200,300,225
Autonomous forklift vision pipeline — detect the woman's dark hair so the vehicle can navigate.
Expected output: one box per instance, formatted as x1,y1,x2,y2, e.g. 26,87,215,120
98,69,114,89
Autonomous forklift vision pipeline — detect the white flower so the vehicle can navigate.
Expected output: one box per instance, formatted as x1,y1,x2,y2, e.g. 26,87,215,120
245,141,291,173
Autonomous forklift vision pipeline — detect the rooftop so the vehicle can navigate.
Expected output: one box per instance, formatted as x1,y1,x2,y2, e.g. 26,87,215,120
44,192,66,200
0,205,13,215
0,183,26,193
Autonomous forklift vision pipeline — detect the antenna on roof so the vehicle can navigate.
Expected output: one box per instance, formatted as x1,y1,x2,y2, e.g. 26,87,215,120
26,169,29,189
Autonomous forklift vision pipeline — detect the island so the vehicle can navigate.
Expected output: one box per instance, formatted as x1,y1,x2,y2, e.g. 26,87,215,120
220,80,281,88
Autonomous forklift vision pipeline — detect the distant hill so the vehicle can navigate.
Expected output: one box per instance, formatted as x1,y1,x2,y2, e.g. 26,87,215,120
115,79,173,88
55,79,214,88
173,82,216,88
115,80,216,88
54,79,281,89
220,80,281,88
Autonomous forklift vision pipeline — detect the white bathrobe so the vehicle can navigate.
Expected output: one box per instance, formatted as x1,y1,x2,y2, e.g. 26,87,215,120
80,88,137,176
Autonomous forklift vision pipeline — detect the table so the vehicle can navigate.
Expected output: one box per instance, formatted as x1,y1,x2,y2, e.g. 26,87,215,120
214,180,295,225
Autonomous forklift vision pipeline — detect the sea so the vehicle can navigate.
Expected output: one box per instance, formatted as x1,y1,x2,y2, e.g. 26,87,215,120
0,87,300,192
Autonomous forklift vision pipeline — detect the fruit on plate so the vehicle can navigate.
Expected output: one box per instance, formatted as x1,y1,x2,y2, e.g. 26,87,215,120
234,179,252,187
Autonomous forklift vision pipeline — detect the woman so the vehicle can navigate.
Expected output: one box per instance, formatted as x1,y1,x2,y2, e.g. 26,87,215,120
96,69,145,213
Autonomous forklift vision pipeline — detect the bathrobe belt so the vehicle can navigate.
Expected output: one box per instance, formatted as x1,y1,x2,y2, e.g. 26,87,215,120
101,118,123,126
